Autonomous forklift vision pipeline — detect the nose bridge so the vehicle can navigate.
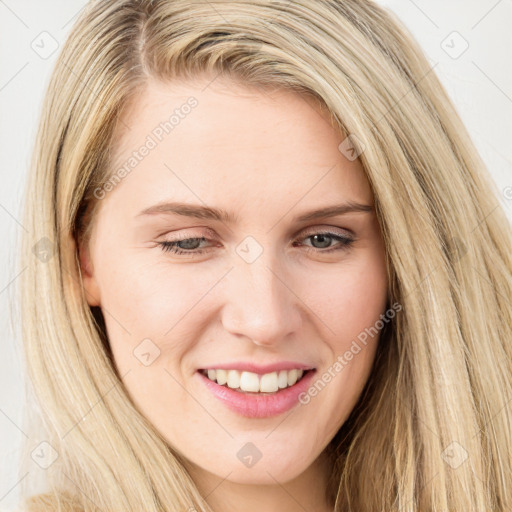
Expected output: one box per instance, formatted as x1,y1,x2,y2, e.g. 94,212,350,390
221,246,301,345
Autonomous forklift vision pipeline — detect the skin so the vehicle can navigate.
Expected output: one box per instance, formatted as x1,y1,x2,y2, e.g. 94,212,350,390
79,76,389,512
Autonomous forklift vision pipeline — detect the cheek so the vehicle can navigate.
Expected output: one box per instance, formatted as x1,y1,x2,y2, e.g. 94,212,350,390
95,252,219,386
95,257,207,422
299,253,388,434
97,253,207,335
307,252,388,347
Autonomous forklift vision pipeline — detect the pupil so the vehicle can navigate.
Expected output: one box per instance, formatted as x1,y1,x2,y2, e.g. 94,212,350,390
312,234,331,248
179,238,201,249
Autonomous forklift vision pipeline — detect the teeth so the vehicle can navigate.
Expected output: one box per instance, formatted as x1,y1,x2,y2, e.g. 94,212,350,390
240,371,260,392
215,369,227,385
203,368,306,393
227,370,240,389
288,369,298,387
260,372,279,392
277,370,289,389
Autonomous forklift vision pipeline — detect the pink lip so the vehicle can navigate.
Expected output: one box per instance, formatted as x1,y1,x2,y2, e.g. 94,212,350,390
196,369,316,418
198,361,315,374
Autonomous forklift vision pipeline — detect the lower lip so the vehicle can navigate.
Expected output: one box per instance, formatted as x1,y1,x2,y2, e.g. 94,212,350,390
196,369,316,418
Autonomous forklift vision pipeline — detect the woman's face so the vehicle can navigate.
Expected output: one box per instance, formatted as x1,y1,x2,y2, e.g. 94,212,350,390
80,76,388,491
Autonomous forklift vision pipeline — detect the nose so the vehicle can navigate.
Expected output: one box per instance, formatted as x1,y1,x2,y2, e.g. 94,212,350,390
220,252,303,346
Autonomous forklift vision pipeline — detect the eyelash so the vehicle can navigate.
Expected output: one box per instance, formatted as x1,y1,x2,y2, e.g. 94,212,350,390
157,230,355,256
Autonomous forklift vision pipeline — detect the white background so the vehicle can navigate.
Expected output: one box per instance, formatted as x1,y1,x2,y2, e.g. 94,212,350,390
1,1,511,509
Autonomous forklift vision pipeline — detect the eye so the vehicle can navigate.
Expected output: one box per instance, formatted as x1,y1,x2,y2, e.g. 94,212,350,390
157,229,355,256
293,230,355,254
158,236,211,255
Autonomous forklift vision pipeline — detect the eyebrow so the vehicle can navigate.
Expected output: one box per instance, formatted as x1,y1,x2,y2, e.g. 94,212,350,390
136,200,373,223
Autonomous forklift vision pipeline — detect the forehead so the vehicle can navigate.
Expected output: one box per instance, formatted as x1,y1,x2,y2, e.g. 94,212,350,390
106,76,373,215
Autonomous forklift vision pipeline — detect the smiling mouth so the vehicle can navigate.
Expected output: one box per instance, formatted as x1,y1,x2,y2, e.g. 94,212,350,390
198,368,313,394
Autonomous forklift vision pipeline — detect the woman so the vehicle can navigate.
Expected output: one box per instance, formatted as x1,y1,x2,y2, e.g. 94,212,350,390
17,0,512,511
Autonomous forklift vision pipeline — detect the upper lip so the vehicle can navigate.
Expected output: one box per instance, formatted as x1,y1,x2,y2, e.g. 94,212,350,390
198,361,316,375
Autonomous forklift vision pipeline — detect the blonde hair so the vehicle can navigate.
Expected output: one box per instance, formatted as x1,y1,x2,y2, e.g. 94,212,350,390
17,0,512,510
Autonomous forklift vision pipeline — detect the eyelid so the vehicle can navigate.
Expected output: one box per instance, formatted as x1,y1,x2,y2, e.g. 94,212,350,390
158,225,354,245
157,225,356,258
160,223,352,237
158,226,217,239
298,225,353,237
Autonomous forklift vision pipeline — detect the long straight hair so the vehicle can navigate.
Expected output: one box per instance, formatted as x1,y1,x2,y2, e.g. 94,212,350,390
17,1,512,510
